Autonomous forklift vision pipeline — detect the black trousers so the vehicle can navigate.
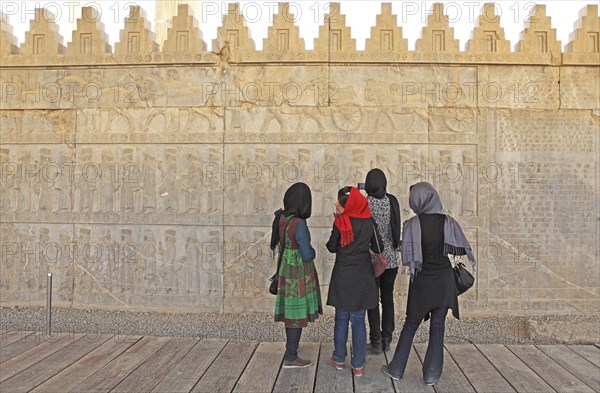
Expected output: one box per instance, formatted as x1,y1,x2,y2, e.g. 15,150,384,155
284,327,302,361
367,267,399,345
387,307,447,382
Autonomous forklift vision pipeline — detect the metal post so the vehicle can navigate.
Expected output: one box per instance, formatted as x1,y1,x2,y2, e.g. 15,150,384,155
46,272,52,336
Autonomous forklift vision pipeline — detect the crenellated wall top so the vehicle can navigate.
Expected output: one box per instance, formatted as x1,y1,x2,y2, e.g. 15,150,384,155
0,2,599,66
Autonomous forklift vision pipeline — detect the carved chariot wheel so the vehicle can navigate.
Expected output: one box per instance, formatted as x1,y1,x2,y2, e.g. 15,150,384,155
332,106,363,131
444,108,476,132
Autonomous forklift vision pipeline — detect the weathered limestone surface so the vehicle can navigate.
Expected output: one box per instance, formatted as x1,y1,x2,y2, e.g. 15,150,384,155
1,3,599,317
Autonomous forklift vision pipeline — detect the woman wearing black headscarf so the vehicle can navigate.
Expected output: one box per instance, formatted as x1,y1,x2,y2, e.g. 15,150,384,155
383,182,475,386
364,169,401,354
270,182,323,368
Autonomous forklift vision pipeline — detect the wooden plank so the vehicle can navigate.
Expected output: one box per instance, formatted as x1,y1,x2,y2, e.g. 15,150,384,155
314,342,353,393
112,337,198,393
0,333,85,383
568,345,600,368
384,345,437,393
272,342,320,393
31,336,141,393
414,343,475,393
477,344,554,393
191,341,258,393
508,345,594,393
537,345,600,392
354,343,394,393
1,331,34,348
234,342,285,393
150,339,227,393
446,344,515,393
1,332,46,362
0,335,112,393
72,336,171,393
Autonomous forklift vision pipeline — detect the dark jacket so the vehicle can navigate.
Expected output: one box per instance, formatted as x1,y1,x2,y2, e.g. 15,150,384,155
326,217,382,311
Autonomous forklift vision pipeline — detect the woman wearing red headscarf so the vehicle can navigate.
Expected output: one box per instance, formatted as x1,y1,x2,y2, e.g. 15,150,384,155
326,186,382,377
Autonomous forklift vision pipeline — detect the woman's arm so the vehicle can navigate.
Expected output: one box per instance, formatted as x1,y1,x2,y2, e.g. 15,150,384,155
295,219,316,262
326,225,340,253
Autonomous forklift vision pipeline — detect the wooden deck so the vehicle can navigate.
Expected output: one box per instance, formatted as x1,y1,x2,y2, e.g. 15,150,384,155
1,331,598,392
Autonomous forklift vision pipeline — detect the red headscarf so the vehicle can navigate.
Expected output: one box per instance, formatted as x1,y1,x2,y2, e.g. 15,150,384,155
334,187,371,246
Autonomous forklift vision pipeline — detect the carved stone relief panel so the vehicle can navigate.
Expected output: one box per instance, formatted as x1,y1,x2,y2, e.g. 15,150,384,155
0,223,74,304
478,66,560,110
329,65,478,108
72,144,224,225
71,224,223,311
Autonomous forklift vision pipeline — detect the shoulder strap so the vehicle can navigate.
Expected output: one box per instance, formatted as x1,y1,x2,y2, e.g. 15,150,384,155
371,218,382,254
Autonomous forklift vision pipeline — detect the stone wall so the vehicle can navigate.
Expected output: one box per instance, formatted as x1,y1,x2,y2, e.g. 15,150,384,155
1,3,599,315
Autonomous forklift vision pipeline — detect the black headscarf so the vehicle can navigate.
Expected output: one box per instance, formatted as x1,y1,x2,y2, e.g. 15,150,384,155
270,182,312,254
365,169,401,249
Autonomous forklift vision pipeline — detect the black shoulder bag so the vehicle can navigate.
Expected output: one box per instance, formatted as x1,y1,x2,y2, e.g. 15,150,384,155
269,216,293,295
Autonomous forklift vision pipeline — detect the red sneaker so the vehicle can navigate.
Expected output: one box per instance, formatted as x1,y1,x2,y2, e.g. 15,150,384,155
353,366,364,377
330,357,345,370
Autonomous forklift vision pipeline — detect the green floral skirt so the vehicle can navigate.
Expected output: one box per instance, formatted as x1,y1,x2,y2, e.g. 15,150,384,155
274,247,323,328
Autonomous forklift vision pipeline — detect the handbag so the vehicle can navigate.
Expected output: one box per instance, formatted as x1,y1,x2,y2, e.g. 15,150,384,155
371,223,388,278
269,217,293,295
453,262,474,295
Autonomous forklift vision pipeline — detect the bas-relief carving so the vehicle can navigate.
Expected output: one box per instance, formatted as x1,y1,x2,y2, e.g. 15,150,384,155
0,110,75,144
0,223,74,303
71,145,223,225
0,145,74,220
71,224,222,310
75,107,224,143
224,106,428,143
478,66,560,110
222,144,478,228
330,66,478,108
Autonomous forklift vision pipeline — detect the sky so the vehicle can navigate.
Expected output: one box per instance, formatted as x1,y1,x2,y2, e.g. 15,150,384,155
1,1,594,51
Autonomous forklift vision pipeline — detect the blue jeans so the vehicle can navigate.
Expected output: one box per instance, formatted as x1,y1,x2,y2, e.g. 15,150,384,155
333,309,367,369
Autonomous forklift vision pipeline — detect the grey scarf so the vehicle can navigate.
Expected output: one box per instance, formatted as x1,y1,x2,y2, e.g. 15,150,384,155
401,182,476,280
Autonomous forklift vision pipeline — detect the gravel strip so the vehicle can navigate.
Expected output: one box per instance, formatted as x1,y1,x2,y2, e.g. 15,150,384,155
1,307,598,344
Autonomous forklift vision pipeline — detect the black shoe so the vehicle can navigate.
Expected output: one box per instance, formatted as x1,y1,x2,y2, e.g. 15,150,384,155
382,365,401,381
368,342,383,355
382,341,391,352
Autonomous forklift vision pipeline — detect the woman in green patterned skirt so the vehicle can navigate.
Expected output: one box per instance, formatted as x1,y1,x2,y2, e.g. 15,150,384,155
270,182,323,368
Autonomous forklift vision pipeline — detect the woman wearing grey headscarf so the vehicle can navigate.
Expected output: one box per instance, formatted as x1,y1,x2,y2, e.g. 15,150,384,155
383,182,475,386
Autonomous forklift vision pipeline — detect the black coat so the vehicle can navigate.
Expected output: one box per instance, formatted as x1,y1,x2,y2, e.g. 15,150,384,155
326,217,382,312
406,214,459,322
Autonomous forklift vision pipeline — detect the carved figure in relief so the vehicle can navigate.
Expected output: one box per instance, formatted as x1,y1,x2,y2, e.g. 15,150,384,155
207,230,222,297
99,150,117,213
181,108,216,133
253,148,269,214
56,151,73,214
37,149,54,212
0,226,16,290
206,148,221,214
183,152,201,214
97,229,115,294
460,151,476,217
163,230,178,294
185,234,201,294
158,148,179,213
78,147,96,213
0,111,19,133
120,229,136,294
58,231,73,295
142,151,157,214
436,150,457,214
16,152,37,213
141,229,157,293
1,148,16,212
37,228,51,291
18,227,36,292
78,227,95,294
119,148,138,213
